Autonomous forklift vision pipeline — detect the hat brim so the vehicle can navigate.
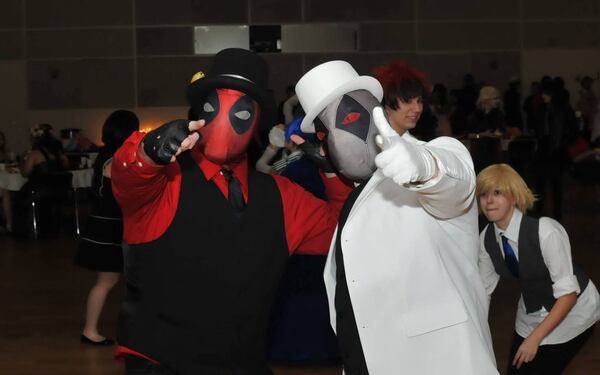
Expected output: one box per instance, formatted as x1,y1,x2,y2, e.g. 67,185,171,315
187,75,276,130
300,76,383,133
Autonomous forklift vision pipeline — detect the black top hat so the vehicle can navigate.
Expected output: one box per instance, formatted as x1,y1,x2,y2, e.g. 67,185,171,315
186,48,275,130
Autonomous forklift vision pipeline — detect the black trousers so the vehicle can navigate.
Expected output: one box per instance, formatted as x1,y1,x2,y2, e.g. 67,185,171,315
507,326,594,375
125,356,174,375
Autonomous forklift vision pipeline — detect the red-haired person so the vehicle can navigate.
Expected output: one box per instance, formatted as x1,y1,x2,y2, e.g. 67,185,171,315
373,60,436,141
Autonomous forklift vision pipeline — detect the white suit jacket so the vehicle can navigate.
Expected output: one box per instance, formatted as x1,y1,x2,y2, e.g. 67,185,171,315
324,134,498,374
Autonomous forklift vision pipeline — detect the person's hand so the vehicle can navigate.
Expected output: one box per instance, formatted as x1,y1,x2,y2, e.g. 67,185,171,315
373,107,436,185
287,117,335,173
512,335,542,369
142,120,204,165
268,124,286,148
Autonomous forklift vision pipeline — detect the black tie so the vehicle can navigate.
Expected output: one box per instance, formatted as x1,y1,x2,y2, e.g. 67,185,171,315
221,169,245,218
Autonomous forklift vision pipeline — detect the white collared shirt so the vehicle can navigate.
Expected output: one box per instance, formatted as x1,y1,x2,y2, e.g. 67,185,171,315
478,209,600,344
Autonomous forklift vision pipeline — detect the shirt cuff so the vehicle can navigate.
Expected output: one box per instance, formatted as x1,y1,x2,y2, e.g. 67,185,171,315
405,152,444,191
118,131,165,175
552,275,581,298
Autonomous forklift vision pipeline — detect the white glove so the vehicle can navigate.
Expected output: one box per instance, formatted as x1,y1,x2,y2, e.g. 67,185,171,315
373,107,436,185
268,125,286,148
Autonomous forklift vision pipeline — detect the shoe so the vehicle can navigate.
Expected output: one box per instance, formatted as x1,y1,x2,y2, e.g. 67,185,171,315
80,334,115,346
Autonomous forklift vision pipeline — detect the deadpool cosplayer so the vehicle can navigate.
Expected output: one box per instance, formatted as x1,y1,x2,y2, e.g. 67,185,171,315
111,48,351,375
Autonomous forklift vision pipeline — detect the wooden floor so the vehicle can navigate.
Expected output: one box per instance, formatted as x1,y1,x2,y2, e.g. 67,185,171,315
0,175,598,375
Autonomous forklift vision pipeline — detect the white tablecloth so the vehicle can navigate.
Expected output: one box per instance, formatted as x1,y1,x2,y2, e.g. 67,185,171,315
0,171,27,191
70,169,93,189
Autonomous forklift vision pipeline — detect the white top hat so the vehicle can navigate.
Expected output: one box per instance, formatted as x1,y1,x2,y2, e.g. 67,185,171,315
295,61,383,133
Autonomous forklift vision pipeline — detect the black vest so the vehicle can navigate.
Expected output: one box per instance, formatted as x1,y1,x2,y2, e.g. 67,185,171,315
118,152,289,375
334,181,370,375
484,215,589,313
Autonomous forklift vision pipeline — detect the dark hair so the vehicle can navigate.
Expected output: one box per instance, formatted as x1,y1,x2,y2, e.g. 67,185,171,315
188,107,199,121
102,110,139,152
32,124,64,159
373,61,431,110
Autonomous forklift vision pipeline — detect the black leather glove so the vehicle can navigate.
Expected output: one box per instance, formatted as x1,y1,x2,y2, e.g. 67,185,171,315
143,119,190,165
297,140,336,174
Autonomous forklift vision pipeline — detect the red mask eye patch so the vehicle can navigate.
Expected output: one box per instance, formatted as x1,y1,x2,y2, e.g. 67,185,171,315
342,112,361,125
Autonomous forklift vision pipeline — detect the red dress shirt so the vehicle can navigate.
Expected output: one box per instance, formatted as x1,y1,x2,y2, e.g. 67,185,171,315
111,131,352,362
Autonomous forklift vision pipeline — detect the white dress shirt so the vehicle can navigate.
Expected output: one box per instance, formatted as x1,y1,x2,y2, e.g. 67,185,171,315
479,209,600,344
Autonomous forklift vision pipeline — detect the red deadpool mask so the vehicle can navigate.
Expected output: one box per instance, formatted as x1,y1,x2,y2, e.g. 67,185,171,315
197,88,261,165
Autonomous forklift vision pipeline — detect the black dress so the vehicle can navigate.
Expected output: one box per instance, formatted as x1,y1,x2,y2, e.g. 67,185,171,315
74,149,124,272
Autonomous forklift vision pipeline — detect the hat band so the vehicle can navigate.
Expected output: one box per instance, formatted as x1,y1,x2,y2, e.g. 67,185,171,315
220,74,254,84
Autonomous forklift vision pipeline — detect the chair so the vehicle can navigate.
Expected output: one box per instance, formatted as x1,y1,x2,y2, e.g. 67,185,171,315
12,172,72,239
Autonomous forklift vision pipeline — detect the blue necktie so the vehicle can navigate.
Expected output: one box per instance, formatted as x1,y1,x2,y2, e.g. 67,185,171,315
501,234,519,278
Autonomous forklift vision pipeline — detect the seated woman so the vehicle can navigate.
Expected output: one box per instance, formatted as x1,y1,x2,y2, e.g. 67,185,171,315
21,123,68,178
10,124,69,236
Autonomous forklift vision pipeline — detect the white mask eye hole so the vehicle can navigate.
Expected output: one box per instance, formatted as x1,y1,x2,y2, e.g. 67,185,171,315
235,110,251,120
203,102,215,112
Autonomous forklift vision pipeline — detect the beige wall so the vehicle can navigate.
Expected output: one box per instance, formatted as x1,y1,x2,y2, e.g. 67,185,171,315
1,0,599,153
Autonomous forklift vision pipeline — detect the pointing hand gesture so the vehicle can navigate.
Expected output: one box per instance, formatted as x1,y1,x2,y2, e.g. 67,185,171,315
373,107,436,185
142,120,204,165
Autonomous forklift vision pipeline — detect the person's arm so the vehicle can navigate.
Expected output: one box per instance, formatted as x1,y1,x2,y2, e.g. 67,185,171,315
255,145,279,174
102,158,112,178
274,173,352,255
282,94,299,124
255,125,286,174
111,132,174,215
513,293,577,369
513,217,581,369
478,229,500,298
373,107,475,219
20,150,41,177
112,120,203,243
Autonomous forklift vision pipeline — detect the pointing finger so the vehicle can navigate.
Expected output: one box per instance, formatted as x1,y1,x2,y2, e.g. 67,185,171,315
373,106,397,138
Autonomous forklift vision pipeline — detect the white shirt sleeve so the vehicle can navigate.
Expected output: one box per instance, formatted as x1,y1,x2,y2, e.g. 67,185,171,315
283,95,299,124
539,217,581,298
406,136,476,219
478,228,500,296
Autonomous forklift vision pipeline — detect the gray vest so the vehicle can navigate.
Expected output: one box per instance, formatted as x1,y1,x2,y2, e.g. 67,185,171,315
484,215,589,313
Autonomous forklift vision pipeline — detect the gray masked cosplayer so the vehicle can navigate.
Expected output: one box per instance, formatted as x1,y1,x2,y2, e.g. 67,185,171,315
295,60,499,375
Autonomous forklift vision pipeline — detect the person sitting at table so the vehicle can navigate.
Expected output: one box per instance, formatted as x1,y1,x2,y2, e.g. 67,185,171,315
21,123,68,178
9,124,69,236
75,109,139,346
